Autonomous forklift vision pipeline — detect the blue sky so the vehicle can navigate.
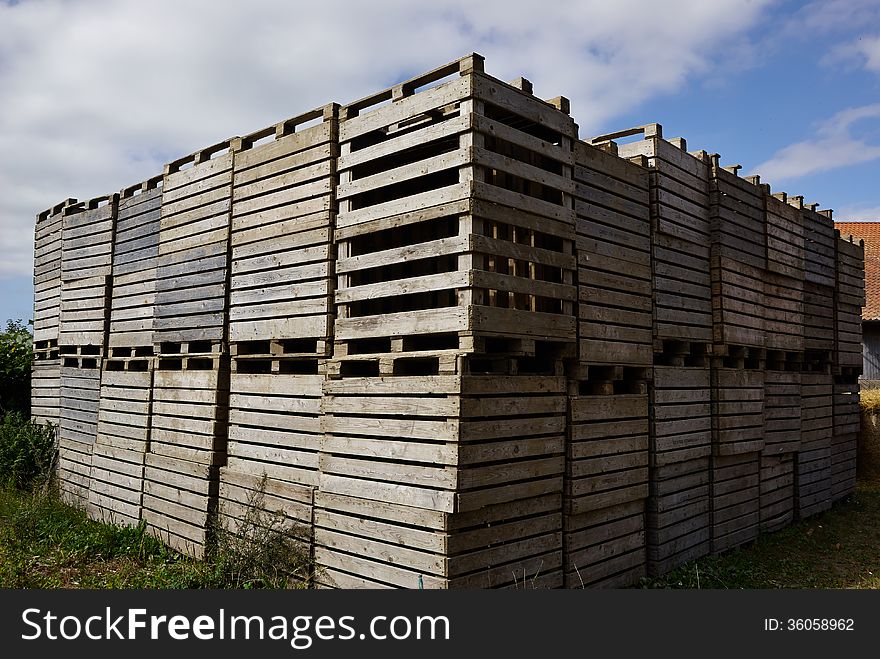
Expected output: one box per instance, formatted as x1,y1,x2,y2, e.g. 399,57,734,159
2,0,879,326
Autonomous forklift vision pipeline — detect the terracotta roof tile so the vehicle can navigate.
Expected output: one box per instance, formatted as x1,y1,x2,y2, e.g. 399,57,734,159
835,221,878,321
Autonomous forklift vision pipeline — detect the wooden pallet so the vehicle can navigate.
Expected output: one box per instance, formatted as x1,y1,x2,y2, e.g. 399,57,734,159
109,177,162,348
573,140,652,367
333,55,577,357
316,373,566,588
315,490,564,590
563,499,645,588
155,141,235,344
710,452,760,553
565,376,649,588
759,453,795,533
803,281,835,352
831,380,859,502
608,126,713,345
86,364,153,526
230,105,338,345
59,195,116,346
647,365,712,575
33,199,75,344
797,372,833,518
711,366,765,455
835,235,865,371
764,271,804,352
802,203,836,288
57,361,101,507
764,191,805,280
710,162,766,270
31,359,61,426
143,361,229,557
218,368,324,536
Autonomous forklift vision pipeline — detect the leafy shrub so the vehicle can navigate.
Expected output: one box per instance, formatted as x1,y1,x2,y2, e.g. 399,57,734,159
0,319,33,415
0,412,56,490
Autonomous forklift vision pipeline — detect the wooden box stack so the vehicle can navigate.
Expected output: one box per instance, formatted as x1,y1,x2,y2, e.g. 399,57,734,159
32,53,868,587
57,352,101,506
219,364,322,542
710,363,764,552
564,139,652,587
763,191,805,354
316,373,567,589
612,126,713,348
218,106,339,543
87,177,162,525
56,195,117,506
330,54,576,378
565,377,648,587
646,364,712,575
830,232,864,503
831,380,859,502
143,361,228,557
142,143,236,556
797,372,834,518
315,55,577,588
32,200,73,426
709,162,767,350
87,356,153,526
108,178,162,350
801,202,837,360
228,105,337,347
154,141,235,346
834,234,865,373
760,360,800,532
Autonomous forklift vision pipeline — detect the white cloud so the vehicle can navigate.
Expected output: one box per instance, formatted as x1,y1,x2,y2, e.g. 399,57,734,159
785,0,880,34
0,0,772,278
750,103,880,182
836,205,880,221
824,34,880,73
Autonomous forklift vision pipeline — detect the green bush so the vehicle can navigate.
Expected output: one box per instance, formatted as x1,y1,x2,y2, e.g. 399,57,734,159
0,319,33,415
0,412,56,490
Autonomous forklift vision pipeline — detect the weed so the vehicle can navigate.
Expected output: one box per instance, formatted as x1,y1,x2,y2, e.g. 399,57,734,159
0,412,56,490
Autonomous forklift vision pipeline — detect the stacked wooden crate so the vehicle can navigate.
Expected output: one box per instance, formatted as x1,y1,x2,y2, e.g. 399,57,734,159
88,355,153,526
830,232,864,502
761,355,800,532
707,162,767,553
318,373,567,589
564,139,651,587
612,126,713,347
710,360,764,552
796,203,837,518
798,372,834,518
708,162,767,349
603,127,712,576
218,106,338,545
56,195,117,506
831,379,859,502
834,234,865,374
144,142,236,556
315,54,577,588
759,189,805,533
763,191,805,354
801,202,837,360
646,365,712,574
88,177,162,525
32,199,73,426
108,177,162,349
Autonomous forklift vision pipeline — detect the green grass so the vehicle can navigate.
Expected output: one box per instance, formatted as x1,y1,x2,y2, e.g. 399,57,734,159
3,479,878,589
0,486,312,589
643,481,880,589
